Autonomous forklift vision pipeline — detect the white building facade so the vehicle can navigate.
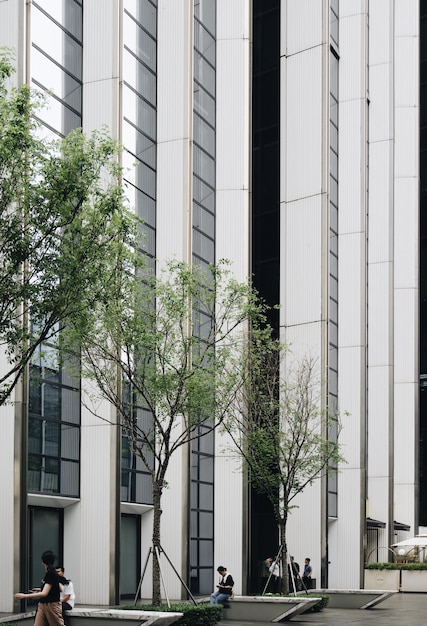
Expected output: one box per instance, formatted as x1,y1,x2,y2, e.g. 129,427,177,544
0,0,423,612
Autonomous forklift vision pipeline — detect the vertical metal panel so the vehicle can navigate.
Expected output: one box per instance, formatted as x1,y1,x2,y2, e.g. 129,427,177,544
393,0,419,535
156,0,192,263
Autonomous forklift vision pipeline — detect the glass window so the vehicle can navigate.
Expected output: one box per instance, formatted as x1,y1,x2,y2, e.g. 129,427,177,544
193,228,214,264
191,0,215,596
123,119,157,169
193,203,215,239
193,145,215,188
330,95,338,127
194,51,216,98
32,47,82,113
121,385,153,505
123,11,156,71
29,343,80,497
33,87,81,135
193,177,215,213
33,0,83,40
32,8,82,80
124,0,157,38
194,113,215,157
139,221,156,257
199,539,213,566
123,150,156,199
193,86,215,127
199,511,213,537
194,0,215,36
123,48,156,104
194,20,215,65
126,185,156,225
123,85,157,140
199,483,213,510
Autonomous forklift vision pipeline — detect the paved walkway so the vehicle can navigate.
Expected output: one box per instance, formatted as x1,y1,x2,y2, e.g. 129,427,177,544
2,593,426,625
219,592,427,625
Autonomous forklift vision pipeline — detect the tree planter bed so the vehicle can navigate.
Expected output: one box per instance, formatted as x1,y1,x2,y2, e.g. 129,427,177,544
364,568,400,591
221,596,321,622
67,608,183,626
400,570,427,592
0,608,183,626
299,589,397,609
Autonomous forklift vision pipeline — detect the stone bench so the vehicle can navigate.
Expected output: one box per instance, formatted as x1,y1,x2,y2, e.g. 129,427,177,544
298,589,398,609
67,608,183,626
0,610,36,624
0,608,182,626
221,595,322,622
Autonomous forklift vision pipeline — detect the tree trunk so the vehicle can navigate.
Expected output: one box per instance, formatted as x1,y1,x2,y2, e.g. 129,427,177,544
279,519,289,594
152,483,163,605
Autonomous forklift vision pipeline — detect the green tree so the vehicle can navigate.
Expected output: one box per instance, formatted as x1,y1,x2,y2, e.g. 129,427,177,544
0,51,136,404
224,334,345,594
66,257,265,605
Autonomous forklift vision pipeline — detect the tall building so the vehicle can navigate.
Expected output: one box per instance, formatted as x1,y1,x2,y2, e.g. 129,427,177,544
0,0,423,612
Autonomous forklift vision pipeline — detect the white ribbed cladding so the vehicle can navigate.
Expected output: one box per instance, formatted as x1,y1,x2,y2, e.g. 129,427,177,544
156,0,192,264
0,391,17,612
393,0,419,537
0,0,26,613
83,0,120,137
216,0,251,278
79,0,120,605
366,0,395,556
280,0,327,586
215,0,251,591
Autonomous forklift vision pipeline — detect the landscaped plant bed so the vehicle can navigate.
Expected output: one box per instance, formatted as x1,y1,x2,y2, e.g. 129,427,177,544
220,595,322,622
365,561,427,593
265,593,329,612
399,563,427,592
298,588,397,609
124,603,222,626
364,563,401,591
68,607,184,626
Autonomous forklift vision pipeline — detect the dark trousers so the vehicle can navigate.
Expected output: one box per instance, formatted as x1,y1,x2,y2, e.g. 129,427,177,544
303,576,312,590
62,603,72,626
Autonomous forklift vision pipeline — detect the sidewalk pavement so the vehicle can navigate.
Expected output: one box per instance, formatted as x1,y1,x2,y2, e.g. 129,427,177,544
2,593,426,625
219,592,427,625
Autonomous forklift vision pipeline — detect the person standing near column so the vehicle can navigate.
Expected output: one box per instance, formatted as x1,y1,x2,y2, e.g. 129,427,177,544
302,557,312,589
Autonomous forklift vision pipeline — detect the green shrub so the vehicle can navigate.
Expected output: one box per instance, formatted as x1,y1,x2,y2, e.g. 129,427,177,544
364,562,399,570
400,562,427,570
310,594,329,611
365,562,427,570
122,603,222,626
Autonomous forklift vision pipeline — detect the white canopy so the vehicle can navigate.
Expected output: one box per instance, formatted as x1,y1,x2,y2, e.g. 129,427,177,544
392,535,427,547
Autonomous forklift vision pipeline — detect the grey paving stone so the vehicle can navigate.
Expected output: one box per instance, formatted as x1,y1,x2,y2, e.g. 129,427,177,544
219,592,427,625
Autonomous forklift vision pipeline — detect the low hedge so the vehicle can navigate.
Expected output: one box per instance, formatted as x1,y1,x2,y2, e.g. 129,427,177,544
399,562,427,570
123,603,222,626
365,562,427,570
365,562,400,570
308,594,329,611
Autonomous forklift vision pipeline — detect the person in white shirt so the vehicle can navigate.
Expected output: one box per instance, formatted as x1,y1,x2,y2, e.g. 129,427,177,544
55,566,75,626
265,557,280,593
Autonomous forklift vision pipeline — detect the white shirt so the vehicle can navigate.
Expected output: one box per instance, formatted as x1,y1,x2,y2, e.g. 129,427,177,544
269,561,280,577
60,580,75,609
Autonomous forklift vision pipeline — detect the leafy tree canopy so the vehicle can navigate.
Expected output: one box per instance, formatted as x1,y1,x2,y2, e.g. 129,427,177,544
0,50,137,404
